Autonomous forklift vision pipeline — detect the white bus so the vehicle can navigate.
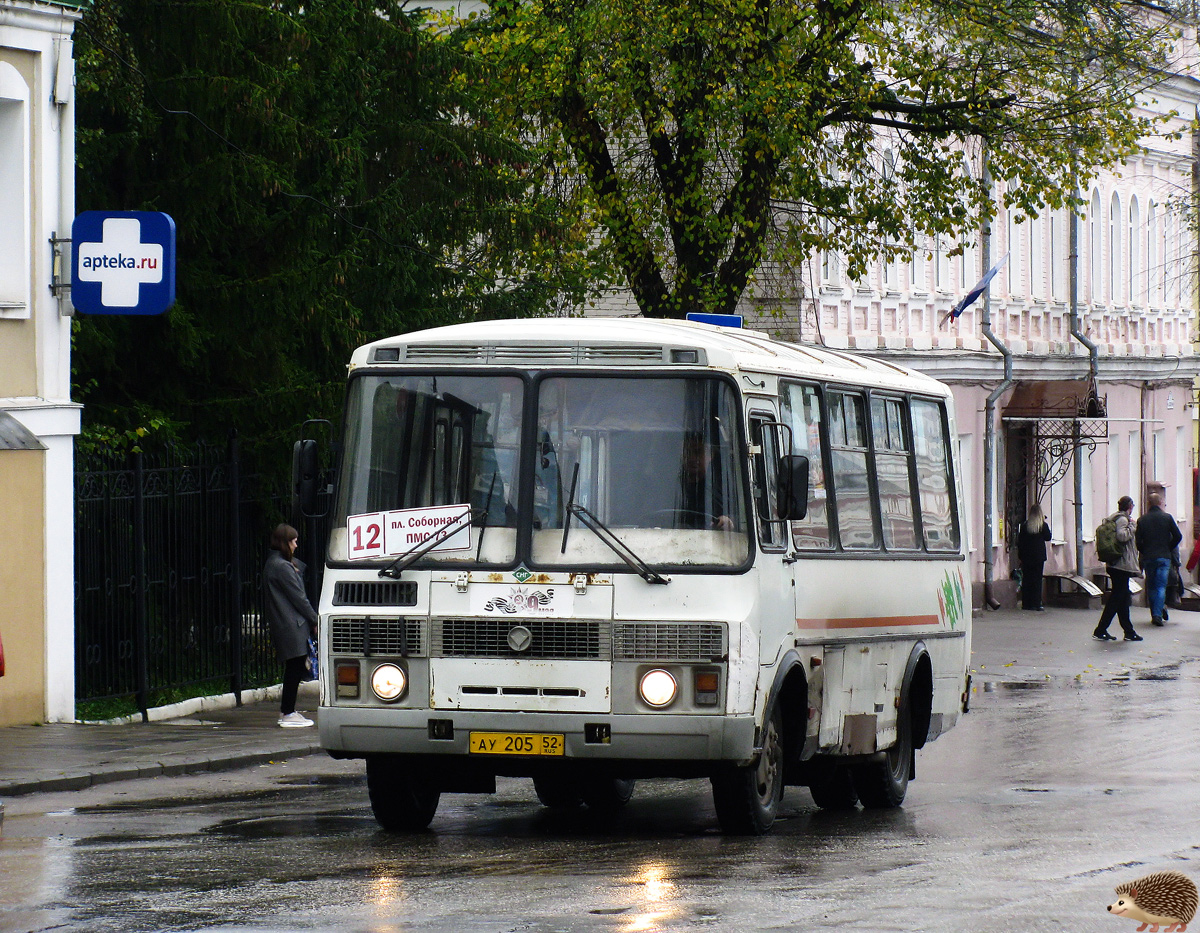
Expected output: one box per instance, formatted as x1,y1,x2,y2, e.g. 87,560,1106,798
312,317,971,834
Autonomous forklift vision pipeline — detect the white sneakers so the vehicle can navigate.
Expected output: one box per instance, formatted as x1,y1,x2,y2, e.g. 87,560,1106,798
278,711,314,728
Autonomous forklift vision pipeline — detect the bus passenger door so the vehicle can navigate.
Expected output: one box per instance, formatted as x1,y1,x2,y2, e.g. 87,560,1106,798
748,410,791,671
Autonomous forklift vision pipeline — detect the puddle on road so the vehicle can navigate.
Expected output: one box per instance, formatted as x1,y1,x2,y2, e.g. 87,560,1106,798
273,774,362,788
207,815,367,839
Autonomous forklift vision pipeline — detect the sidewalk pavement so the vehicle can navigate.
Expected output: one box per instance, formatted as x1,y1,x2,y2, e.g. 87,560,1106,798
1,606,1197,802
0,681,321,799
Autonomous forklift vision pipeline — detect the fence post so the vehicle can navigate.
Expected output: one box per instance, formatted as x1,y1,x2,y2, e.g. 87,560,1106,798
134,450,149,721
229,435,244,703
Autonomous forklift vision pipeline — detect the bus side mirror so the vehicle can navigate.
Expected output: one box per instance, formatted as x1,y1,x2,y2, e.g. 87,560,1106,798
293,438,322,520
778,454,809,521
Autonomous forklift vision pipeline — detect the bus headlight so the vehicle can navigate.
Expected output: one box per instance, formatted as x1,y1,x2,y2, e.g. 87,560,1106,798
371,663,407,702
639,669,677,708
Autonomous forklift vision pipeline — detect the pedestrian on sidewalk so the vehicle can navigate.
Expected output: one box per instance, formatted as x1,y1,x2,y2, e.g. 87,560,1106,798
1016,503,1051,611
1094,496,1142,642
1136,492,1183,626
264,523,318,728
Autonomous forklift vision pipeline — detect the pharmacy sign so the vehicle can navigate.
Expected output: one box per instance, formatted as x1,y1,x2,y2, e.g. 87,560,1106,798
71,211,176,315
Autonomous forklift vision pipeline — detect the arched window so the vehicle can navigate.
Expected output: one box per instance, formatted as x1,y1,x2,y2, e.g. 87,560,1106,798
1029,213,1043,299
1051,209,1067,300
0,61,30,318
1089,190,1102,300
883,152,899,290
1165,211,1177,307
1148,202,1159,306
960,156,975,291
1109,192,1122,304
1007,207,1021,295
1128,196,1140,305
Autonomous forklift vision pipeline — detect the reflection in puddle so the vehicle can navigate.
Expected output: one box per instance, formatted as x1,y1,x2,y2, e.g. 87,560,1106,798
619,860,682,933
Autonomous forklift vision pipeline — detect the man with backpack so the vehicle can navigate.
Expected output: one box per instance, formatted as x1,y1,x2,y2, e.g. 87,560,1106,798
1136,492,1183,627
1093,496,1142,642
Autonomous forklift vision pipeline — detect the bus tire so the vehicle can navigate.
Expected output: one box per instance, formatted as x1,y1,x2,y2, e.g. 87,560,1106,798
581,778,636,812
852,709,912,809
710,706,783,835
806,759,860,810
533,774,583,809
366,755,441,832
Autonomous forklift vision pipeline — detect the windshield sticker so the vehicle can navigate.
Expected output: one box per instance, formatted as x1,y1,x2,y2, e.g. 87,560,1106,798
347,504,471,560
470,584,575,618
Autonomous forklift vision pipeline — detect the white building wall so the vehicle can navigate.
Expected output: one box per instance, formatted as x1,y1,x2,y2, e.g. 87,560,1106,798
0,1,83,721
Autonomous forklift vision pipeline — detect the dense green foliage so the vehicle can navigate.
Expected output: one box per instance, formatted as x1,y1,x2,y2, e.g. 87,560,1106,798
466,0,1182,318
73,0,570,463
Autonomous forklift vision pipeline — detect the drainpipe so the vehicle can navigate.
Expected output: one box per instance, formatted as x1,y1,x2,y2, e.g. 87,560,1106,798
1068,150,1099,579
982,147,1013,610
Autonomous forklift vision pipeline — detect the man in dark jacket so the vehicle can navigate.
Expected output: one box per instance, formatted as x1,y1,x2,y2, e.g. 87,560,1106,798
1135,493,1182,627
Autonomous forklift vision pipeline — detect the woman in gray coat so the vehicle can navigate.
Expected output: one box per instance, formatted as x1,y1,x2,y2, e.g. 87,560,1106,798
264,523,318,726
1093,497,1142,642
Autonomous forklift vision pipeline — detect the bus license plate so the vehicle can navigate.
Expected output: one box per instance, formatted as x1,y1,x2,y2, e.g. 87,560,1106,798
469,732,565,756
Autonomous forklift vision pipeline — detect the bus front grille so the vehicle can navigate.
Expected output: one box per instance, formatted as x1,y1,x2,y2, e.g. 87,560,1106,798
332,580,418,607
434,619,610,659
613,622,727,661
330,617,424,656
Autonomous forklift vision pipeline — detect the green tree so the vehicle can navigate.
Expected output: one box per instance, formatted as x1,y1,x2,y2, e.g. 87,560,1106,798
73,0,576,462
466,0,1182,319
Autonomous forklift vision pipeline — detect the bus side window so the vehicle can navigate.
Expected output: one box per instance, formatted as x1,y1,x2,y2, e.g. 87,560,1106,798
829,391,880,550
781,383,831,548
911,398,960,551
871,396,919,550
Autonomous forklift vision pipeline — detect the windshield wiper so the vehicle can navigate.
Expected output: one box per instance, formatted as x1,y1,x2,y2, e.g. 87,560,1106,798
475,472,497,562
378,508,474,579
565,502,670,585
560,462,581,554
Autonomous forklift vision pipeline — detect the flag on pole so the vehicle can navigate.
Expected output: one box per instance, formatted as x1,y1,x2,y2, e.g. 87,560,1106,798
941,252,1009,327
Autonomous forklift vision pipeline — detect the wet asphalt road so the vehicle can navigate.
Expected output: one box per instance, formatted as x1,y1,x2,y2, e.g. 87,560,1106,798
3,663,1200,933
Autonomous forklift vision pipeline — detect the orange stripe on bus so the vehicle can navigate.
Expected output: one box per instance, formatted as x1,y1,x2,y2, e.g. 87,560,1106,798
795,615,939,629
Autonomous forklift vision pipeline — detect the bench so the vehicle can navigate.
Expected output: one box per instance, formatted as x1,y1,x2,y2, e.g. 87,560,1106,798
1044,572,1103,609
1091,570,1144,596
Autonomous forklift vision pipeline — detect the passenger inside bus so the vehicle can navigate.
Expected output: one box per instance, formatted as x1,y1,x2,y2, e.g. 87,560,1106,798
679,433,735,530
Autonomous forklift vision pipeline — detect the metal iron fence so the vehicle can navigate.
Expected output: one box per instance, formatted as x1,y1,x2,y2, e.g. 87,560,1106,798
74,439,330,715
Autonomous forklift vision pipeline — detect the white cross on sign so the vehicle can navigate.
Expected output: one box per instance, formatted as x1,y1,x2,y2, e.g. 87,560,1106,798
76,217,165,308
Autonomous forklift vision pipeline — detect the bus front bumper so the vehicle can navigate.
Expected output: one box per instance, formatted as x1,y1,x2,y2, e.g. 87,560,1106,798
319,706,756,764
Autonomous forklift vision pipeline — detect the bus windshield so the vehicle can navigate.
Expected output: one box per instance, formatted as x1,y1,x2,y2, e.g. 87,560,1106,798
533,375,748,568
332,373,524,565
330,372,749,569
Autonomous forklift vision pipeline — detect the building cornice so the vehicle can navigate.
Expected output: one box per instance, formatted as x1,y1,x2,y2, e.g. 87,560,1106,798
0,1,85,37
848,348,1200,385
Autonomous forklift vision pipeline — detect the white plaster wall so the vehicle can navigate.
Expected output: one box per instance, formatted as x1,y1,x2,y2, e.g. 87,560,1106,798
1,1,83,721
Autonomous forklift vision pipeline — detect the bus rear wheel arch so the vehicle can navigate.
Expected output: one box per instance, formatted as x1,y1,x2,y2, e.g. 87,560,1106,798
850,647,933,809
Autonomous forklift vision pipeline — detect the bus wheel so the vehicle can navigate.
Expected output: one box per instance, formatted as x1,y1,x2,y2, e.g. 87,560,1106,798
852,712,912,809
533,774,583,809
366,755,441,832
807,759,860,810
710,706,783,835
581,778,636,812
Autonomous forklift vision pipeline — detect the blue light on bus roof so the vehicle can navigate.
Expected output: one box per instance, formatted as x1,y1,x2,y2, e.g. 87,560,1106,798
685,312,744,329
